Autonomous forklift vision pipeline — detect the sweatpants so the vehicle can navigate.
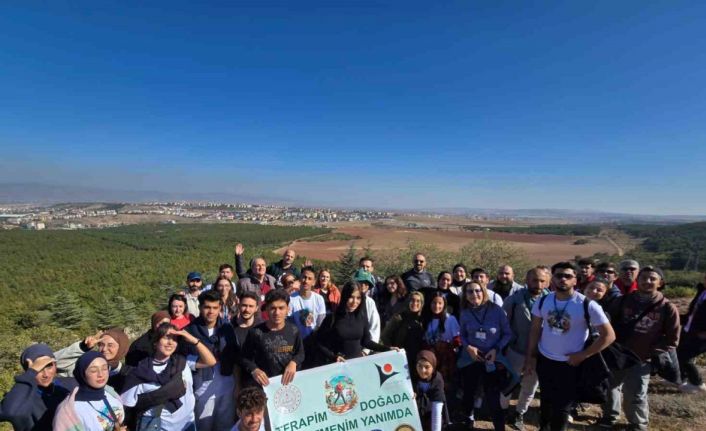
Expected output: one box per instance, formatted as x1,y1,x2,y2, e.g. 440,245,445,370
502,347,539,415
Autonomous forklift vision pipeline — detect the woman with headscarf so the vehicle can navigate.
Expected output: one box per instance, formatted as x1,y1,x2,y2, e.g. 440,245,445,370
0,343,77,431
436,271,461,318
414,350,449,431
54,328,130,388
121,323,216,431
126,311,171,367
451,263,470,297
381,291,425,369
53,351,126,431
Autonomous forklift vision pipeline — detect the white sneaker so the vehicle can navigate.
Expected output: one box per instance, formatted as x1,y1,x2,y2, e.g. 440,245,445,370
680,382,706,393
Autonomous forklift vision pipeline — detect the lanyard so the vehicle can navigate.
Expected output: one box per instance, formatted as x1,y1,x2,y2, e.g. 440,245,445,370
87,398,119,428
553,294,572,320
469,304,489,327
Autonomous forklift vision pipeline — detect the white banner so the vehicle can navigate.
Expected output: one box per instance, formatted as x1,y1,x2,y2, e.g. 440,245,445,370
264,350,423,431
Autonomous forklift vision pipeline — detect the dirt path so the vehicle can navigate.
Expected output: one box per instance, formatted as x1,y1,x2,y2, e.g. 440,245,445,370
600,233,624,256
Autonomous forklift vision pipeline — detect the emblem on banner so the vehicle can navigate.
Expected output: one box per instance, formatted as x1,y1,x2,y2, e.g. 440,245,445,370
375,362,400,386
273,384,302,414
324,375,359,414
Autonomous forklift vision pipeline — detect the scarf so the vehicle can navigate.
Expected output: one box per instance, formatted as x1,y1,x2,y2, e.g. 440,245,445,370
124,355,186,413
101,328,129,369
73,351,107,402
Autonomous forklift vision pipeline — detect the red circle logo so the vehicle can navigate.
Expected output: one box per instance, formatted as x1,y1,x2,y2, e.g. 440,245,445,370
383,363,393,373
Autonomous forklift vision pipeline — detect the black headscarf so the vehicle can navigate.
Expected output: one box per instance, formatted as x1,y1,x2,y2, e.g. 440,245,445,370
73,351,108,402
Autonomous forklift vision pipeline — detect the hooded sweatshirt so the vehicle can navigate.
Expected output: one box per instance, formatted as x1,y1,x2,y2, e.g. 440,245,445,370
610,291,680,361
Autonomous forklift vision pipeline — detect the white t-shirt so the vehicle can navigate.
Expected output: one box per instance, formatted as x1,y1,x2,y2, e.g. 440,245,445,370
531,291,609,361
424,315,461,344
121,356,196,430
73,390,125,431
289,291,326,338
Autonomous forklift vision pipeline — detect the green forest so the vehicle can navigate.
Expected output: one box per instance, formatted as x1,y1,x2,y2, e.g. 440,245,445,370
463,224,602,236
0,223,327,393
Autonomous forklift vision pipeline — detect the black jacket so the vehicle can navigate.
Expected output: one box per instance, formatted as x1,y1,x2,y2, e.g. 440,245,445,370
0,370,76,431
183,316,238,388
684,283,706,334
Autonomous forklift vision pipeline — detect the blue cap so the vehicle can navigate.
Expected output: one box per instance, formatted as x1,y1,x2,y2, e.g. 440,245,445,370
187,271,202,281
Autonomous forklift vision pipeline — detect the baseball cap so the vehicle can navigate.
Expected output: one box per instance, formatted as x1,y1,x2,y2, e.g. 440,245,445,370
187,271,202,281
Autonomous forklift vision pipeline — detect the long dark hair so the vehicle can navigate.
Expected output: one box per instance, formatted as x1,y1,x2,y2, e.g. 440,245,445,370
382,275,408,301
335,281,367,319
422,292,448,333
168,293,189,317
213,275,237,313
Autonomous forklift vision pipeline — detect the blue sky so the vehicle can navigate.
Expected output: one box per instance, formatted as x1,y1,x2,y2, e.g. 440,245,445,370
1,1,705,214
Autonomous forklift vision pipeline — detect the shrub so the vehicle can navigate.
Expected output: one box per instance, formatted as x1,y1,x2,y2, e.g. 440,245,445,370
662,286,696,299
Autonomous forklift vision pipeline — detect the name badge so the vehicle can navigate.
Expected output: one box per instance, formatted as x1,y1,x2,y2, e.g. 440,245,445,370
475,330,486,340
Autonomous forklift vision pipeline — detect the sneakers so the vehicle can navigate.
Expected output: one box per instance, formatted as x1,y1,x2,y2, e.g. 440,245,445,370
508,411,525,431
680,382,706,393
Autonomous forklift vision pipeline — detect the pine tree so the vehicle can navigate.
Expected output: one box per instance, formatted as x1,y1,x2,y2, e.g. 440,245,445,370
95,295,139,329
49,291,90,331
334,243,358,284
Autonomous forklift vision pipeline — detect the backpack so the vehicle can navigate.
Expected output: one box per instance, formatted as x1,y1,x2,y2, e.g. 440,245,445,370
537,294,611,403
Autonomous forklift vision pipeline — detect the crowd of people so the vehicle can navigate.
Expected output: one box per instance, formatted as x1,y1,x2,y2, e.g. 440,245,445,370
2,245,706,431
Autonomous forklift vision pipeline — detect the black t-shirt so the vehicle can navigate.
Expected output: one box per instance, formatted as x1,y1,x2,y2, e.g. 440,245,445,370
232,317,263,350
318,311,389,361
242,321,305,377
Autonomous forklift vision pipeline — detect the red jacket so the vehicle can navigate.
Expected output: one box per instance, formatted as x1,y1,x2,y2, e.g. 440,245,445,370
615,279,638,295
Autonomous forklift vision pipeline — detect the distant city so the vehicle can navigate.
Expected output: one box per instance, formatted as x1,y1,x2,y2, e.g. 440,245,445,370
2,199,706,231
0,201,401,230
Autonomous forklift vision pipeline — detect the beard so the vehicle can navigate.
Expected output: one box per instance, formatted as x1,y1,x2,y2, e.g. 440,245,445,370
555,283,571,292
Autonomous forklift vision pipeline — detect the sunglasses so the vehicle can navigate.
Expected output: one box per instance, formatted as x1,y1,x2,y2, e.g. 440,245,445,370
554,273,575,280
598,269,616,274
414,260,425,263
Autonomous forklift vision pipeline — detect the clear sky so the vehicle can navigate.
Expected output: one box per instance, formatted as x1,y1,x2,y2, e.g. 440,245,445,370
1,1,705,214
